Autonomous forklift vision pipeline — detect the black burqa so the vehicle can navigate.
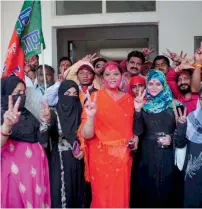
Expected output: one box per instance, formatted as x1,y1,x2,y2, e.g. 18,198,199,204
49,80,85,208
1,76,43,143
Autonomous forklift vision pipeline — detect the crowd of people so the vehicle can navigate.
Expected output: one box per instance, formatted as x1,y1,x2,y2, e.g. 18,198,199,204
1,43,202,208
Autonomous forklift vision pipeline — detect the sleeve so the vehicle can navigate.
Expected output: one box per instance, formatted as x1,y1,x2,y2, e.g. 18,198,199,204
41,82,60,107
25,87,43,121
166,68,180,99
134,110,144,136
173,122,188,148
64,60,83,83
36,110,57,145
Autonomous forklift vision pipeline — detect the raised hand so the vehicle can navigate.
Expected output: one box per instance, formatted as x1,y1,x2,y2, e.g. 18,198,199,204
178,57,195,71
134,89,146,111
84,91,97,118
82,53,99,63
3,95,21,127
163,49,187,66
173,100,187,124
142,46,154,57
194,42,202,63
40,101,51,122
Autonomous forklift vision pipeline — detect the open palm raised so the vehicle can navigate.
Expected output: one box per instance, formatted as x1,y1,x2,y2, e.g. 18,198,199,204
84,91,97,118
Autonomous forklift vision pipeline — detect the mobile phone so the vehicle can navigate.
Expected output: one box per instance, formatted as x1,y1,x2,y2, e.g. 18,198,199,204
176,105,185,117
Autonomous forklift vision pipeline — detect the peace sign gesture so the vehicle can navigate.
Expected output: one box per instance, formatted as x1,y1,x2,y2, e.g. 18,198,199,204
82,53,99,63
134,89,146,111
163,49,187,66
3,95,21,127
178,57,195,71
142,46,154,57
173,100,187,124
84,91,97,118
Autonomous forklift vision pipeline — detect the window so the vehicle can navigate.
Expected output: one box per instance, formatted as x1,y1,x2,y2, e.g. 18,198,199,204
194,36,202,51
106,1,156,13
55,1,156,15
56,1,102,16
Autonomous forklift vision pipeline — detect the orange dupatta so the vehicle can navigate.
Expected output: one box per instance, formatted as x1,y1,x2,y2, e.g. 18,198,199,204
78,89,134,208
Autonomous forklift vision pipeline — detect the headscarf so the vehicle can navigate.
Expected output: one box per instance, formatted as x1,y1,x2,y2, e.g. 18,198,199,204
130,76,146,87
1,76,39,143
56,80,82,144
1,76,26,113
143,69,173,113
186,88,202,143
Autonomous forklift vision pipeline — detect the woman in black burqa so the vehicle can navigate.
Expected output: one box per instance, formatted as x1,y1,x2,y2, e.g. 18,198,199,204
47,80,85,208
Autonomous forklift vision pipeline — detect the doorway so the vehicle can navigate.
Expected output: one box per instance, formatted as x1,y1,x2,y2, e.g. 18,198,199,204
57,24,158,63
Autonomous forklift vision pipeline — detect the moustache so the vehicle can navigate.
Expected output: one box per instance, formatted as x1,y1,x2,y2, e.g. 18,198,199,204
130,67,138,71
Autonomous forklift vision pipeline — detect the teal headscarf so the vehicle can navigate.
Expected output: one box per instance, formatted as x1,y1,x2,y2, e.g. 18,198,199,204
143,69,173,113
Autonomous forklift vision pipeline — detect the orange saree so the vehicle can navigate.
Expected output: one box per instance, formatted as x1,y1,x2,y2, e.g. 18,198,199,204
78,89,134,208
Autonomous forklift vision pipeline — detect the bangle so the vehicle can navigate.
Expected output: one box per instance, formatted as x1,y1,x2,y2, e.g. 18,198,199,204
1,130,12,137
194,64,202,68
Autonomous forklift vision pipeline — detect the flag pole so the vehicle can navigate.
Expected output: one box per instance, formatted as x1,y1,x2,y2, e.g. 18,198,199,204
41,43,47,96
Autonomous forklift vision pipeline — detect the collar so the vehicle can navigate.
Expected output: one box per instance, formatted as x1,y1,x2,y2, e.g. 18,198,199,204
78,84,94,93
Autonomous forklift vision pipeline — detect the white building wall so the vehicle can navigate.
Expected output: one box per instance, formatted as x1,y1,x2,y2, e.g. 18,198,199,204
1,1,202,70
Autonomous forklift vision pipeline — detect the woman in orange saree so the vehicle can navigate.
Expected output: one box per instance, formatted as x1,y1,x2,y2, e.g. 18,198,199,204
78,61,137,208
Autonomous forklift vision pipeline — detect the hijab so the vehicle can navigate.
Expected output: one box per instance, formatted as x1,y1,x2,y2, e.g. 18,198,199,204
1,76,26,113
1,76,39,143
56,80,82,143
186,88,202,143
143,69,173,113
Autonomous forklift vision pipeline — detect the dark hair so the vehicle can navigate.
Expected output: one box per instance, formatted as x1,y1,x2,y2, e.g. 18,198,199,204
76,65,95,76
93,58,107,67
177,69,193,81
100,61,123,76
152,55,170,67
37,65,55,74
127,51,145,64
58,57,72,67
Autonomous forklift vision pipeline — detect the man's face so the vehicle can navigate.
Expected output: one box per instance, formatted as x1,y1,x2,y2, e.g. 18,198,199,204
27,56,39,71
94,61,106,75
77,67,95,86
154,59,169,74
59,60,72,75
141,62,152,76
177,71,191,94
126,57,143,76
38,68,54,88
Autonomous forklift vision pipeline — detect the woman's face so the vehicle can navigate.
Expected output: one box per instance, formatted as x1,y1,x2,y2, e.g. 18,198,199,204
103,66,122,89
147,78,163,96
64,87,78,97
12,82,26,95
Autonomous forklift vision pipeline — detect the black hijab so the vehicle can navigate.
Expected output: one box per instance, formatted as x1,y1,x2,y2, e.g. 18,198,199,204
1,76,26,112
1,76,39,143
56,80,82,143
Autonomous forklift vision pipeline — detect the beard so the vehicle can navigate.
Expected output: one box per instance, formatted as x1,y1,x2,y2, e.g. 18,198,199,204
178,84,191,94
